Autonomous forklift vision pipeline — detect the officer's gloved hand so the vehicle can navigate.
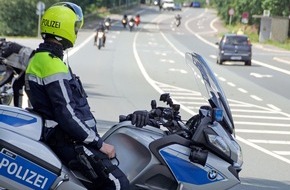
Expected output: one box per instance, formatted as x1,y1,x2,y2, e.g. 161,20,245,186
1,42,23,58
131,110,149,128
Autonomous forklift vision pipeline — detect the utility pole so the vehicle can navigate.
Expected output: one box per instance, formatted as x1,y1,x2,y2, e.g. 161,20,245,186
36,1,45,38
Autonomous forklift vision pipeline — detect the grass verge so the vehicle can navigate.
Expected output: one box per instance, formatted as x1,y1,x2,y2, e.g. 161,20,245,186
225,23,290,51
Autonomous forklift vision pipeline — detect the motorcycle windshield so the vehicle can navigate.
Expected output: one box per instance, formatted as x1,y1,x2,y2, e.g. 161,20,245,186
185,52,235,134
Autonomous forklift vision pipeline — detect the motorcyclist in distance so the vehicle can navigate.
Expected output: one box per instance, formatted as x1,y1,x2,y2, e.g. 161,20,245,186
135,14,140,27
25,2,130,189
95,22,106,47
121,14,128,28
128,16,135,31
175,14,182,27
104,16,111,31
129,16,135,24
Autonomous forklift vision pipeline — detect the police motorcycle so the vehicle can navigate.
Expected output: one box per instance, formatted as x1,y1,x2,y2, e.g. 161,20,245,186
103,52,243,189
0,52,243,190
0,38,32,106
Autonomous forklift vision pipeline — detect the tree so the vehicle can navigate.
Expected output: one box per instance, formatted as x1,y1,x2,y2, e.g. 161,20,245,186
262,0,290,17
0,0,36,36
211,0,289,25
0,0,59,36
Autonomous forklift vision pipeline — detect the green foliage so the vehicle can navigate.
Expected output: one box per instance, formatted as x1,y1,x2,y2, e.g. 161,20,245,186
0,0,36,36
0,0,59,36
3,0,287,37
211,0,289,25
0,0,139,37
262,0,290,17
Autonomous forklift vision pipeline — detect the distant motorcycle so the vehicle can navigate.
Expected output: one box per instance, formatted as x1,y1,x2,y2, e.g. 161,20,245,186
104,21,110,31
128,19,135,32
135,14,140,27
94,31,104,50
175,14,181,27
104,19,111,31
122,15,128,28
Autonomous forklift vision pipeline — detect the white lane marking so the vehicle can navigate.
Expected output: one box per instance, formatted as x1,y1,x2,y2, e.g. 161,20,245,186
229,98,290,117
133,11,290,165
273,57,290,65
273,151,290,155
230,109,280,114
186,10,290,77
184,12,283,107
250,72,272,78
227,82,236,87
267,104,281,111
169,68,187,73
237,136,290,164
185,9,217,49
253,58,290,75
248,140,290,145
250,95,263,101
254,44,289,53
66,33,95,59
235,122,290,127
218,77,226,82
233,114,290,120
236,129,290,134
237,88,248,93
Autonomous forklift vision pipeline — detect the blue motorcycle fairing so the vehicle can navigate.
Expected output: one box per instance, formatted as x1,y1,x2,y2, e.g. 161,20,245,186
159,145,225,185
0,105,42,141
0,109,37,127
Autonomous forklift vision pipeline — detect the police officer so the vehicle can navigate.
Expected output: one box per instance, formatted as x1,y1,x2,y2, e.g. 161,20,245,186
25,2,130,189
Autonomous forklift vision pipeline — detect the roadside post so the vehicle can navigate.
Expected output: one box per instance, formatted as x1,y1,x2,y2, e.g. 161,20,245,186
228,8,234,25
241,12,249,24
36,1,45,38
241,12,249,33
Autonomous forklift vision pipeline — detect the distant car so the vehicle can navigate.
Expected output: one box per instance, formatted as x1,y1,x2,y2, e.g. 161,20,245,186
182,1,192,7
216,34,252,66
191,1,201,8
153,0,159,6
173,3,182,11
162,0,175,10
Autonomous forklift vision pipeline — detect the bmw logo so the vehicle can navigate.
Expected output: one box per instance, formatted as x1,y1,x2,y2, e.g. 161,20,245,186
208,169,218,180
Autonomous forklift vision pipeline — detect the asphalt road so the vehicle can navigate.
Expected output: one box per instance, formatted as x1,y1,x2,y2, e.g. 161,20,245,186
6,5,290,190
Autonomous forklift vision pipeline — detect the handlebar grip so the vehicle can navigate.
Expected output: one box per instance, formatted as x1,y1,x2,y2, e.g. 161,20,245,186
119,114,132,122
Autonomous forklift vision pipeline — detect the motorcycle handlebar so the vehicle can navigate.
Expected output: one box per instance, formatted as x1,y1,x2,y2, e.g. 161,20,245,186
118,94,195,137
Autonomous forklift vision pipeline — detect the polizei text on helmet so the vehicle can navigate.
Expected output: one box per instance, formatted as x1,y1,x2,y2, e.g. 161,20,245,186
42,19,61,28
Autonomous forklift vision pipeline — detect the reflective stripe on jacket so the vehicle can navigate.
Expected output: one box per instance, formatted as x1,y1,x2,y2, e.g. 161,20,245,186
25,52,103,148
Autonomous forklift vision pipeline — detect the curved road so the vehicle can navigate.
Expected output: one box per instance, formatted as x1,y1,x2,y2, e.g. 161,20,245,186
10,5,290,190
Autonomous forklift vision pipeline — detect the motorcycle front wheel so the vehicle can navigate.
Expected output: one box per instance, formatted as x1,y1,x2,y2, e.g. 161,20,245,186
97,39,102,50
0,94,13,105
